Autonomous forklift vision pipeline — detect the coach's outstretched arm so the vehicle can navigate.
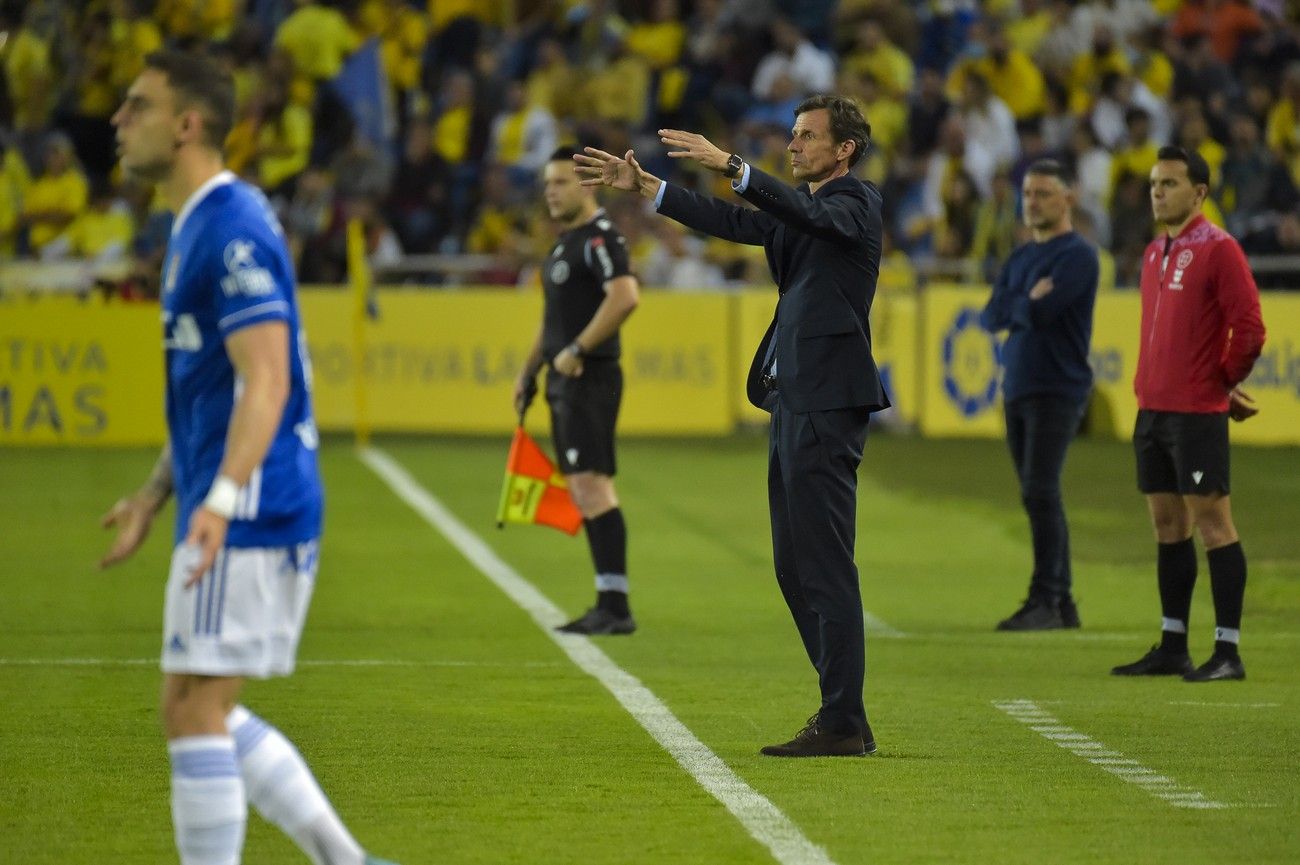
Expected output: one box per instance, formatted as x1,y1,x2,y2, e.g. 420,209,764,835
100,442,174,568
658,129,870,247
575,146,771,246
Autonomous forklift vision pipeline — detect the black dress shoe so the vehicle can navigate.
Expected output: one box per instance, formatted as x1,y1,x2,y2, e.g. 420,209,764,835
555,607,636,635
1184,653,1246,682
996,598,1066,631
1111,644,1194,676
1059,597,1081,629
760,715,876,757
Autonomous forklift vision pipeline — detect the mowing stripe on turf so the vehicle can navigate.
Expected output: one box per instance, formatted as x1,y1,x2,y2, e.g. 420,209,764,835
992,699,1235,810
360,446,837,865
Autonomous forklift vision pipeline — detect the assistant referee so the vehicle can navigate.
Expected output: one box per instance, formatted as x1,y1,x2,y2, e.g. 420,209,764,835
513,146,641,635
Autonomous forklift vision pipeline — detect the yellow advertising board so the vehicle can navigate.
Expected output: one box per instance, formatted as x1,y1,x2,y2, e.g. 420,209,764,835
734,289,776,426
913,287,1300,445
0,295,165,446
1067,293,1300,446
872,291,920,427
298,287,736,436
3,287,1296,445
1088,293,1143,440
917,285,1005,437
1235,294,1300,446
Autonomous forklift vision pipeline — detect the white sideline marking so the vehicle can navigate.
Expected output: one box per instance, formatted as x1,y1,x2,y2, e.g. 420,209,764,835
1168,701,1281,709
863,610,906,638
993,699,1239,810
360,446,837,865
0,658,561,669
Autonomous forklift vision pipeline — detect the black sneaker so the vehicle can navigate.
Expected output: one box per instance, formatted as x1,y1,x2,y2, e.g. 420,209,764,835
1111,644,1194,676
1184,653,1246,682
555,607,636,635
1059,597,1081,629
996,598,1066,631
760,714,876,758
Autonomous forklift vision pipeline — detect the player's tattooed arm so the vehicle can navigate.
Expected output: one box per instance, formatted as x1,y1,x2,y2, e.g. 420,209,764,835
142,442,175,506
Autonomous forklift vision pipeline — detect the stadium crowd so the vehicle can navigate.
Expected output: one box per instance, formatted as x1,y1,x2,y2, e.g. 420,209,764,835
3,0,1300,295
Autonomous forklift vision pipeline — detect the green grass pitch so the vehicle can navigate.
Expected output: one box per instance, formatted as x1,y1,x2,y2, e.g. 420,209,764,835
1,434,1297,864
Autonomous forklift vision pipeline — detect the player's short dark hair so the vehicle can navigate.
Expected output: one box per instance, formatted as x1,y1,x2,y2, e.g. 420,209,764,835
143,49,235,150
794,94,872,168
1025,158,1074,187
1156,145,1211,187
549,146,579,163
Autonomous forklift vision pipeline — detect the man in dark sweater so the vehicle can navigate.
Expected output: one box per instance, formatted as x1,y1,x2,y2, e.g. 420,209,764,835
980,159,1100,630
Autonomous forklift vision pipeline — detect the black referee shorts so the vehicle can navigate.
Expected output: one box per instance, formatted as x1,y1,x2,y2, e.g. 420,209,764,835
1133,409,1230,496
546,360,622,476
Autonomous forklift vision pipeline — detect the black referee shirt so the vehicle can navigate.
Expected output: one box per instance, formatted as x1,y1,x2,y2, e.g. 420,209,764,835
541,209,632,361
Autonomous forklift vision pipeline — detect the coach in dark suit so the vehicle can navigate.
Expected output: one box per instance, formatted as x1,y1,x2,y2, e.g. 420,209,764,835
575,94,889,757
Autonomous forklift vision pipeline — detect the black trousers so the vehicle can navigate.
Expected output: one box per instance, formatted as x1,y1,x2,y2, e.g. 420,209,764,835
1003,395,1085,602
768,398,871,737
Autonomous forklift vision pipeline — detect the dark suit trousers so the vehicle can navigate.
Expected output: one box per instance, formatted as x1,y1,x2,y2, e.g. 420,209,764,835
1004,395,1085,602
768,396,871,737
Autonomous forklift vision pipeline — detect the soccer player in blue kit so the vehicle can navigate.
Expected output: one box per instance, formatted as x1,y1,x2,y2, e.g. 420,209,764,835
99,51,396,865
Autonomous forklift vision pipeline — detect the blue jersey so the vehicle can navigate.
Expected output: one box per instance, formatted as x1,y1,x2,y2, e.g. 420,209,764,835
161,172,322,548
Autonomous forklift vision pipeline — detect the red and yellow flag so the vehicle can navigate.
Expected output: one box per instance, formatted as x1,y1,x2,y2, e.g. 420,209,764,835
496,426,583,535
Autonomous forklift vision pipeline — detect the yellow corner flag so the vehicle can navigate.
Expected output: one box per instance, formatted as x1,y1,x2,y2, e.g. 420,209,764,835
496,426,583,535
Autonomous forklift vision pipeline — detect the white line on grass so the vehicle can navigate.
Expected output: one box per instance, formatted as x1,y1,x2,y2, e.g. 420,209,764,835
360,446,838,865
992,699,1239,810
863,610,906,638
0,658,561,668
1167,701,1281,709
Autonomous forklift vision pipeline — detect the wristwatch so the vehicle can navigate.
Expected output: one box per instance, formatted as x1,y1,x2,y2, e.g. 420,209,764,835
723,153,744,179
565,340,586,359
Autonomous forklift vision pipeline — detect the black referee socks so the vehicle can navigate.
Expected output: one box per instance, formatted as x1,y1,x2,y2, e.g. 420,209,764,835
586,508,629,616
1208,541,1247,658
1157,538,1197,654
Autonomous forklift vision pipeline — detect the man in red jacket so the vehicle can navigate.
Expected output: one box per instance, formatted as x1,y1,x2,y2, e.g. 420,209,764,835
1113,146,1266,682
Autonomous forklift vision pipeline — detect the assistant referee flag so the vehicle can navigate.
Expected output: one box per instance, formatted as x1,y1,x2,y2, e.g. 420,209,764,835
496,426,583,535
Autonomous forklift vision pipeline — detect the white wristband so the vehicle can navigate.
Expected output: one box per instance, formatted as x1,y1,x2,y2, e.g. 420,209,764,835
203,475,240,519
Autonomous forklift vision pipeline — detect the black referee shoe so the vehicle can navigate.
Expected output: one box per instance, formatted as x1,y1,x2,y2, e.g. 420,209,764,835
1111,645,1194,676
1184,653,1246,682
555,607,636,636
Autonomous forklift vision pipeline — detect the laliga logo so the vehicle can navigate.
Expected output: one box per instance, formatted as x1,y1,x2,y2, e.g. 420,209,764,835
942,308,1002,418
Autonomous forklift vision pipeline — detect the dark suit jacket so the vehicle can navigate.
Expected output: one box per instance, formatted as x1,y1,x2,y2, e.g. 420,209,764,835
659,166,890,413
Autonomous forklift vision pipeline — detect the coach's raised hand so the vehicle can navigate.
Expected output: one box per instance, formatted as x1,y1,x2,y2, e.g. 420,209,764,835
574,147,660,199
658,129,729,173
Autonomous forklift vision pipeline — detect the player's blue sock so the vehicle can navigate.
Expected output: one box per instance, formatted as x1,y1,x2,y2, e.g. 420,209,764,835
169,736,246,865
227,706,365,865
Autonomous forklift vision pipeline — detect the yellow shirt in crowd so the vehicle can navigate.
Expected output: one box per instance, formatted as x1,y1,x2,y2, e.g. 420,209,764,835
275,5,361,81
433,106,472,164
257,105,314,191
24,169,89,251
63,207,135,258
5,29,56,130
358,0,430,93
0,149,33,256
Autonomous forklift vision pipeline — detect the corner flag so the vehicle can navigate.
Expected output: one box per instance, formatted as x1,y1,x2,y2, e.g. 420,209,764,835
496,426,583,535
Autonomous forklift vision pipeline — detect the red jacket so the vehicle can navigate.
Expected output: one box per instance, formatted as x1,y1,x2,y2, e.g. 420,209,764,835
1135,215,1266,413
